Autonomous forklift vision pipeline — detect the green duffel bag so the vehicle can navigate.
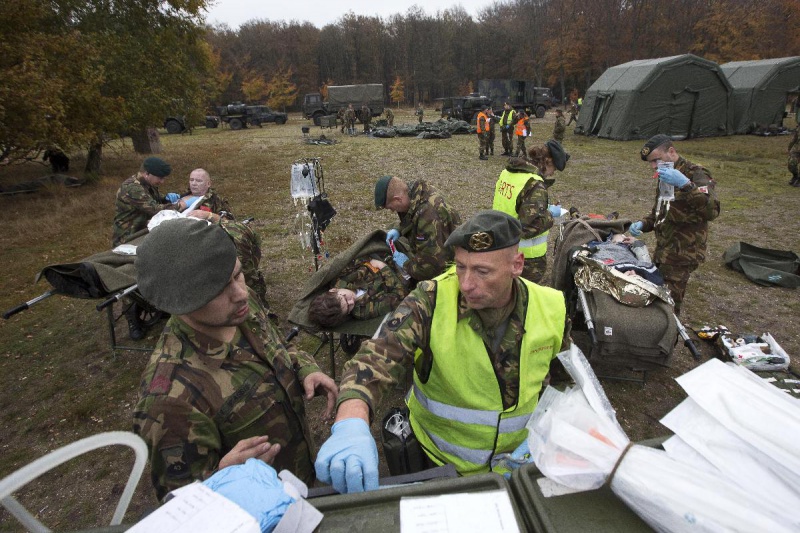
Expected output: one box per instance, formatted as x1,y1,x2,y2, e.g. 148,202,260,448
723,242,800,288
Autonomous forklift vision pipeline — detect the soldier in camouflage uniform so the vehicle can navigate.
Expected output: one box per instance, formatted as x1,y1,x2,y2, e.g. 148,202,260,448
374,176,462,283
566,102,579,126
513,111,531,157
112,157,185,247
415,103,424,124
132,218,336,501
337,107,347,133
361,103,372,133
553,109,566,143
487,107,497,155
344,104,356,134
314,211,571,493
170,168,233,217
308,257,409,328
788,128,799,186
385,107,394,126
631,135,720,314
498,102,516,156
492,141,570,284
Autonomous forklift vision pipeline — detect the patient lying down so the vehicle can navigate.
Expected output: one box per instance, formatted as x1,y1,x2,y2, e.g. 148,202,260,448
586,233,664,286
308,257,409,328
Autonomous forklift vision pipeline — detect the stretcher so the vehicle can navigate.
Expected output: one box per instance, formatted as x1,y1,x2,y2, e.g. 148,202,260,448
288,230,406,378
553,217,699,384
2,229,162,354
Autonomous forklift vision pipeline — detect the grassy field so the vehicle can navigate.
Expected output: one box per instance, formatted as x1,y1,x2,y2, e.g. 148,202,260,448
1,108,798,529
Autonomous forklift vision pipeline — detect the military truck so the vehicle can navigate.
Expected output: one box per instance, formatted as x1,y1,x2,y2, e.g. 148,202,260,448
302,84,385,126
164,115,220,134
478,79,553,118
215,103,287,130
437,94,493,123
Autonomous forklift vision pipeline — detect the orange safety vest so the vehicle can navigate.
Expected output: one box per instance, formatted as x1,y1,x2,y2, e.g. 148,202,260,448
515,117,528,137
477,111,489,134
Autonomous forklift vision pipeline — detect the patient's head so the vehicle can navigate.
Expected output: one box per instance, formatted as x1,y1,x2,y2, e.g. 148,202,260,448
189,168,212,196
308,288,356,328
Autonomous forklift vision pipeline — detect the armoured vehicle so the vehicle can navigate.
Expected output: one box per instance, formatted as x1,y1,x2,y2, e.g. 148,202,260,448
478,80,553,118
302,84,385,126
215,103,287,130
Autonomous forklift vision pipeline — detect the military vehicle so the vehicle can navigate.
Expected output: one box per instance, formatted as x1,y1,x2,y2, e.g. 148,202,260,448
302,84,385,126
215,103,287,130
164,115,220,134
478,79,553,118
437,94,493,123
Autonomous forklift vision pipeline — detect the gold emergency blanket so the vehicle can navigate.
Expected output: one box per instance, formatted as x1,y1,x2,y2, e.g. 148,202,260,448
572,250,673,308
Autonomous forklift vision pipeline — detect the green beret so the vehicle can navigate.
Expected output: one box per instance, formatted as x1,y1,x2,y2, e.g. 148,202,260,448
445,210,521,252
136,218,237,315
142,156,171,178
640,134,671,160
374,175,392,209
545,140,570,171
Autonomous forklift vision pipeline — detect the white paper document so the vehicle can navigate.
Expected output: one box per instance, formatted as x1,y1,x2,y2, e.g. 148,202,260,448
127,482,260,533
399,489,520,533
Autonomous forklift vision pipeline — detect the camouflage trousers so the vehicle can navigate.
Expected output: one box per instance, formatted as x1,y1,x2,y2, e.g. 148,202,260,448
521,256,547,285
789,153,799,179
488,132,496,155
514,136,527,157
657,262,698,315
478,132,490,156
501,128,514,153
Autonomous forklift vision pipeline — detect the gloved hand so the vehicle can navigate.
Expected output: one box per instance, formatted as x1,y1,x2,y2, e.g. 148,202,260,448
385,229,400,246
314,418,379,494
165,192,181,203
203,458,295,532
548,205,567,218
657,167,690,188
508,439,533,468
629,221,643,236
393,251,409,268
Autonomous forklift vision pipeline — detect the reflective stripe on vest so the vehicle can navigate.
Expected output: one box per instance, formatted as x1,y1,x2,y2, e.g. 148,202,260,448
492,169,548,259
407,268,565,476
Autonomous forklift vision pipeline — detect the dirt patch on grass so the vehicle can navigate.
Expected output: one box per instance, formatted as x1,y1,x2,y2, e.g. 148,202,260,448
1,110,798,529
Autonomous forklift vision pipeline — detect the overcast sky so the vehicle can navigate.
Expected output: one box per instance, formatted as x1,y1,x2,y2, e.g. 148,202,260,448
204,0,490,29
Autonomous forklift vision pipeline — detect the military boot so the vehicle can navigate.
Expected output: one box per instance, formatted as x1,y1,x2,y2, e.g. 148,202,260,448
125,303,145,341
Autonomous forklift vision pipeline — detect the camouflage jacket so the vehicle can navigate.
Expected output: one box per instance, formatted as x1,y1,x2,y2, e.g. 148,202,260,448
640,156,720,266
553,116,566,139
385,108,394,119
361,106,371,123
789,129,800,155
504,160,553,241
132,290,320,500
338,278,571,417
220,219,268,309
334,260,408,320
396,180,462,282
568,104,578,118
182,188,233,217
112,175,179,246
344,108,356,123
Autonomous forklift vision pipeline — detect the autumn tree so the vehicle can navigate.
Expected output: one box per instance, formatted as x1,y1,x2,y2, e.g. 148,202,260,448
267,67,299,111
390,76,405,107
241,69,270,102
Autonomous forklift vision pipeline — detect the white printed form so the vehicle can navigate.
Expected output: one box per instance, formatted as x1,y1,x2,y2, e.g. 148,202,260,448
399,489,520,533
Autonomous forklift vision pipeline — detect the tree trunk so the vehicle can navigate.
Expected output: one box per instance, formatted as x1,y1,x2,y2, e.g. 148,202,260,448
84,141,103,181
130,128,163,154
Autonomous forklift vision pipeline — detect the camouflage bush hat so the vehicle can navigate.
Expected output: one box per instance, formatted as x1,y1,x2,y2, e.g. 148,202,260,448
136,218,237,315
545,140,570,171
640,134,671,160
374,175,393,209
142,156,172,177
445,210,521,252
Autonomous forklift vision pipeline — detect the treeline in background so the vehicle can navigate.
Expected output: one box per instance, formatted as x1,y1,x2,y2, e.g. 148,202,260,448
2,0,798,170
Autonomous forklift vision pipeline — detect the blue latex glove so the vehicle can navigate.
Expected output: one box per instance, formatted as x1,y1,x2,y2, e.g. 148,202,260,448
314,418,379,494
657,167,690,188
393,251,409,268
203,458,295,533
547,205,566,217
385,229,400,246
165,192,180,203
629,221,643,236
509,439,532,465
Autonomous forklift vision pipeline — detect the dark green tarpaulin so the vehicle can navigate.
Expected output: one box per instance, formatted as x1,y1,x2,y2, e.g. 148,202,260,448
723,242,800,288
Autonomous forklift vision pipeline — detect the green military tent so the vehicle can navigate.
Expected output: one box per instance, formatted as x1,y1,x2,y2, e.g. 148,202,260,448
720,57,800,134
575,54,733,141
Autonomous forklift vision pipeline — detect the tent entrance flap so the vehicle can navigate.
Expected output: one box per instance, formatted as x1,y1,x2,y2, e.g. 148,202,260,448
666,89,699,139
589,93,614,136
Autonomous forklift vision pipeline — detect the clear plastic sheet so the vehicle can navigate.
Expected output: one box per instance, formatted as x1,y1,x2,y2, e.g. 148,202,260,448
526,346,799,532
